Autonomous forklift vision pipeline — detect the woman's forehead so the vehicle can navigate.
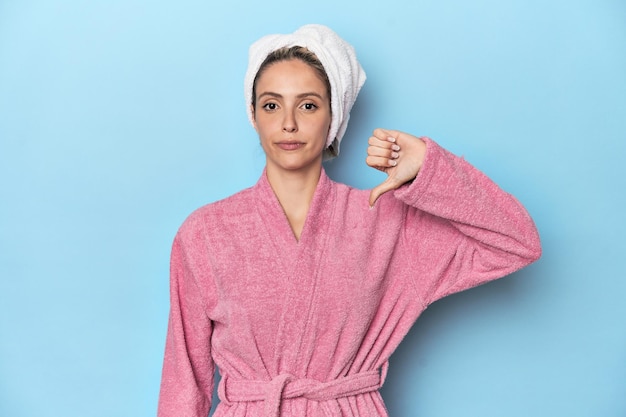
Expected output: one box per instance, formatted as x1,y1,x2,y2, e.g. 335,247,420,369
255,60,329,97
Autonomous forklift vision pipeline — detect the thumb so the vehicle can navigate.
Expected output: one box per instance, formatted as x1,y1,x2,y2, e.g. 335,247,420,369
369,176,400,208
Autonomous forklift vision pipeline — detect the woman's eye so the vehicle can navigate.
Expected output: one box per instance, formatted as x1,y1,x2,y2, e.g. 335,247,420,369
263,102,278,111
303,103,317,110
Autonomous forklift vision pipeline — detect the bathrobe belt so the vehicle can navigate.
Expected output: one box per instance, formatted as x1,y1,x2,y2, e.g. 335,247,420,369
218,362,389,417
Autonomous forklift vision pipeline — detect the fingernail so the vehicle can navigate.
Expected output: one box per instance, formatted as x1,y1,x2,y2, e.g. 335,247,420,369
391,152,399,158
392,145,400,151
387,137,396,143
390,160,397,166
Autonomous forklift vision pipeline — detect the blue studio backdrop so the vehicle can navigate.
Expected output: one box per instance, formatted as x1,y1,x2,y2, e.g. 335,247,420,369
1,1,625,416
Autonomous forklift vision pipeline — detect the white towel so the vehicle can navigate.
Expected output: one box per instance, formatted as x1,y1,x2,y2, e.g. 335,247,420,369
244,24,366,158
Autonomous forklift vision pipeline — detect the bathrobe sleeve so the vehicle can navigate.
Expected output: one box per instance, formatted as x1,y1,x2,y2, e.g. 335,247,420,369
158,219,216,417
393,137,541,306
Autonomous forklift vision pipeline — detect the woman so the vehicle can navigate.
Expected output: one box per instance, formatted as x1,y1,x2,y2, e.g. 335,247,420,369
158,24,541,417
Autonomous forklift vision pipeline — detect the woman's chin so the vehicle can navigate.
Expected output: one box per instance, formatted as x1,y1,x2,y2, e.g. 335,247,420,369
267,154,323,173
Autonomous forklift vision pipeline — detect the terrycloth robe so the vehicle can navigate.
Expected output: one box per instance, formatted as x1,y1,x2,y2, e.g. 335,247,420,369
158,138,541,417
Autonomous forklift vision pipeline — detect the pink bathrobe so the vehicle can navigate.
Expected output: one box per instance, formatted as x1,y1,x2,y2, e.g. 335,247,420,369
158,138,541,417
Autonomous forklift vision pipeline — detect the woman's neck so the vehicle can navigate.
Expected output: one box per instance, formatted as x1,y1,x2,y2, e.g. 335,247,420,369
266,164,322,241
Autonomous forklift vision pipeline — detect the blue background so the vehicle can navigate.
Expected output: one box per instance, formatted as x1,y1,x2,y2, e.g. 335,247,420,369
1,1,625,416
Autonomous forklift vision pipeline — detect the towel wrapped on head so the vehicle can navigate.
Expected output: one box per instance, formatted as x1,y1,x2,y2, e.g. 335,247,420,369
244,24,366,159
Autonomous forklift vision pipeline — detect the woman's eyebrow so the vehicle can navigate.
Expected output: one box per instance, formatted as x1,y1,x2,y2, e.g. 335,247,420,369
297,92,324,99
257,91,325,99
257,91,282,99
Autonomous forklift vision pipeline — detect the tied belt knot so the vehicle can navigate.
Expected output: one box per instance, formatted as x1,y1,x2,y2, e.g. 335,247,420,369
218,362,388,417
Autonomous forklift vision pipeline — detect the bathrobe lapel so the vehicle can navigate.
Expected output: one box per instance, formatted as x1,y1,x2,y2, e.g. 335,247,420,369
254,169,336,375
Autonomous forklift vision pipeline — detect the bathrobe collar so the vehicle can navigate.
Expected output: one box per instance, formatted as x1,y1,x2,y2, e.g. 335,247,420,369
255,167,336,247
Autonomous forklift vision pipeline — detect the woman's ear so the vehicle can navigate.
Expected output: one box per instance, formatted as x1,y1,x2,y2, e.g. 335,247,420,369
250,104,257,131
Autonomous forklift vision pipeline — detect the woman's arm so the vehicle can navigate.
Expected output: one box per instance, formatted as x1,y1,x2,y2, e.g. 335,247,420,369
367,130,541,305
158,231,215,417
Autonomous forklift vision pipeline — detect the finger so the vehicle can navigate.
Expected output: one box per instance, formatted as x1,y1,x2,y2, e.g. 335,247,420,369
369,176,402,207
371,131,402,146
368,138,401,163
368,135,400,151
366,155,398,170
367,145,399,160
373,128,402,143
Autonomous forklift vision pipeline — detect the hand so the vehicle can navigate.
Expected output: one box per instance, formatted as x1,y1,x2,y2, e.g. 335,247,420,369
366,128,427,207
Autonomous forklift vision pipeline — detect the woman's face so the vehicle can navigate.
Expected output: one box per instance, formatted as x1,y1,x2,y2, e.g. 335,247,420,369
252,59,331,174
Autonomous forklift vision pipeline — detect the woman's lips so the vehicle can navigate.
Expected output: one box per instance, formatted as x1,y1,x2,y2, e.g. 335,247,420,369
276,141,305,151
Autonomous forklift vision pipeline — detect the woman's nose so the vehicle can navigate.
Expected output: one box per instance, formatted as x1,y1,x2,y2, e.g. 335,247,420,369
282,111,298,133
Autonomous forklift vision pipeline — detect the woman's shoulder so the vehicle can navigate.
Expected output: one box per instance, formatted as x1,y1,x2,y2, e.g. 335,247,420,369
327,174,366,199
329,175,402,208
175,185,258,239
202,185,257,215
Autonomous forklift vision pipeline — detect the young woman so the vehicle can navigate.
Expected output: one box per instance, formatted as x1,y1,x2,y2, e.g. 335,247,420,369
158,24,541,417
